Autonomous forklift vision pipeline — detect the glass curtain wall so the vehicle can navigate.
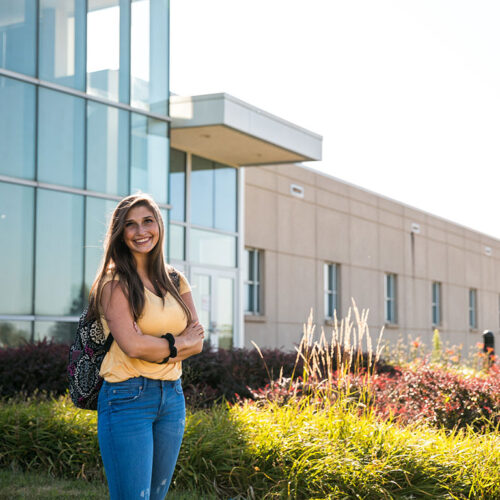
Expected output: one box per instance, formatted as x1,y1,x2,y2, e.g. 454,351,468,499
0,0,170,346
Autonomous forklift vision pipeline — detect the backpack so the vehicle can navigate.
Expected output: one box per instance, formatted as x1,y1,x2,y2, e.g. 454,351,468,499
68,270,181,410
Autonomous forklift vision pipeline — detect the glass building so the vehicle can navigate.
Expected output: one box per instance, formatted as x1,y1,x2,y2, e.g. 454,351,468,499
0,0,238,349
0,1,321,350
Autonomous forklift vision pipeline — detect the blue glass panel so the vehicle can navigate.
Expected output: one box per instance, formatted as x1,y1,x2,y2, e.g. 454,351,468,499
191,155,214,228
0,183,34,314
39,0,86,89
214,163,237,232
37,88,85,188
35,189,84,316
131,0,168,114
35,321,77,344
87,102,129,195
130,113,168,204
159,207,168,259
0,77,35,179
169,224,184,262
85,197,116,295
0,0,36,76
87,0,130,103
190,228,236,267
0,320,32,347
169,149,185,221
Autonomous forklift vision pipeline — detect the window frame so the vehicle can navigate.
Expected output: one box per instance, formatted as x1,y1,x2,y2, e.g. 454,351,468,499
431,281,442,327
469,288,478,329
324,262,340,321
244,248,262,316
384,273,398,325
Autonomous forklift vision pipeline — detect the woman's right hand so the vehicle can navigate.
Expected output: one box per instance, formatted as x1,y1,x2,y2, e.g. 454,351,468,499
178,321,205,348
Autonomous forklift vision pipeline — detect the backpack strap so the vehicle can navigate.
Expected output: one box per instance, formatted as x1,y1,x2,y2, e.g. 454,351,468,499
168,269,181,291
103,331,114,351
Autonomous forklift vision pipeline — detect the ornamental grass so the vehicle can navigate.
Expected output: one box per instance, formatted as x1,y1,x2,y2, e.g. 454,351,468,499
1,302,499,498
0,396,499,499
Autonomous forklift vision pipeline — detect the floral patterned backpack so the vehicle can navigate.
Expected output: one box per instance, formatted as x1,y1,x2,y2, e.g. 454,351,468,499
68,270,180,410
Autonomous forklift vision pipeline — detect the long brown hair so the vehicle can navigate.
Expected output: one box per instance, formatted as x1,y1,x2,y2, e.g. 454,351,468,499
87,193,192,324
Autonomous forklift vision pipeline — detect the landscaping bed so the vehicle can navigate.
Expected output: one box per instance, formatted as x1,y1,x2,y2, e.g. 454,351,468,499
1,309,499,498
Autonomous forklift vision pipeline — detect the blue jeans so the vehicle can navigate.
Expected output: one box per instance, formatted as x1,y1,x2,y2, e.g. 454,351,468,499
97,377,186,500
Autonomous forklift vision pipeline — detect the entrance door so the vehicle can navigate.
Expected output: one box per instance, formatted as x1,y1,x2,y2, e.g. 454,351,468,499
190,268,236,349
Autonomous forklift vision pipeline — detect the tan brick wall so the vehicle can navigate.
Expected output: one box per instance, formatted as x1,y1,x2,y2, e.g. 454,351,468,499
244,163,500,355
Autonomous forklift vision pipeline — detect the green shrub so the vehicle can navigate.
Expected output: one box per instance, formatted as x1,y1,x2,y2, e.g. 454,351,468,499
0,341,69,398
0,396,102,480
1,396,499,499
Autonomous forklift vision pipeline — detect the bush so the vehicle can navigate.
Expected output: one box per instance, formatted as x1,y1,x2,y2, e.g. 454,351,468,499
0,396,499,499
182,342,396,409
0,396,102,480
0,340,69,398
181,344,299,407
372,364,500,431
0,334,395,407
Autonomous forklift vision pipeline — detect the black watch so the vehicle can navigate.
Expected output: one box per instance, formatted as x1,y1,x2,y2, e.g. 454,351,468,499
157,333,177,364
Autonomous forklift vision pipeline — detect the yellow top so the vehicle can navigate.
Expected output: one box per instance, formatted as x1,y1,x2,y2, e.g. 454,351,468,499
99,268,191,383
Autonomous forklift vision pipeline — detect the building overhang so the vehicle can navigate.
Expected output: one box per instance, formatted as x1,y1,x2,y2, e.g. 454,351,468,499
170,93,322,166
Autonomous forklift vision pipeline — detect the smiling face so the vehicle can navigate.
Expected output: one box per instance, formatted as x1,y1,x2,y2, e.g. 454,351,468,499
122,204,160,259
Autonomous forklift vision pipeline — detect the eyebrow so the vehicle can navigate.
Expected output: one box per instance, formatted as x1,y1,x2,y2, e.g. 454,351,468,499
125,216,154,223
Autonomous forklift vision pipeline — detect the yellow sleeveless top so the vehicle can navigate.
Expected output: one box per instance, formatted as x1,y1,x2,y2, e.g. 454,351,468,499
99,268,191,383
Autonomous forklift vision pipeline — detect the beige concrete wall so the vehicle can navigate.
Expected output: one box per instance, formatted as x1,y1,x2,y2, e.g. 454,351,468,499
244,163,500,356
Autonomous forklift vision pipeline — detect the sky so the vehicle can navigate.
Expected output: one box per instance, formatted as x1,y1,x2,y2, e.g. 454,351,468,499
170,0,500,240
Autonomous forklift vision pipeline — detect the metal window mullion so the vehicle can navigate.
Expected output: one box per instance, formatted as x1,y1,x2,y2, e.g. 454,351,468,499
0,68,171,122
30,78,40,342
35,0,40,79
384,274,389,322
437,283,441,325
82,93,89,304
0,175,170,205
333,264,338,313
393,275,397,323
185,152,191,272
252,250,258,313
392,275,396,323
0,315,80,322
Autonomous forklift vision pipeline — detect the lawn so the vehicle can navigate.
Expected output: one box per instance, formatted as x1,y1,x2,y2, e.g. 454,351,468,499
0,470,215,500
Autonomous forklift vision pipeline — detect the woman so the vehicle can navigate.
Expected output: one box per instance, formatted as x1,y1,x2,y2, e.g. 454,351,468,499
86,193,204,500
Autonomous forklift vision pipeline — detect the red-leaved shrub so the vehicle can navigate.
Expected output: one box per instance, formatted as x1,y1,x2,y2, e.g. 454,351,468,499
372,365,500,431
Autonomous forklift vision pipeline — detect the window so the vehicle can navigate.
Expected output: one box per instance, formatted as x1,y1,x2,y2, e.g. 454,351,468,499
131,0,169,114
0,0,37,76
35,189,84,316
86,102,129,196
191,154,237,232
39,0,86,90
37,88,85,188
130,113,168,203
0,183,35,315
469,289,477,329
190,229,236,267
84,197,116,294
0,320,32,348
169,224,185,262
87,0,129,103
244,249,262,315
0,77,36,180
169,149,186,222
384,273,397,324
432,282,442,326
324,263,339,320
